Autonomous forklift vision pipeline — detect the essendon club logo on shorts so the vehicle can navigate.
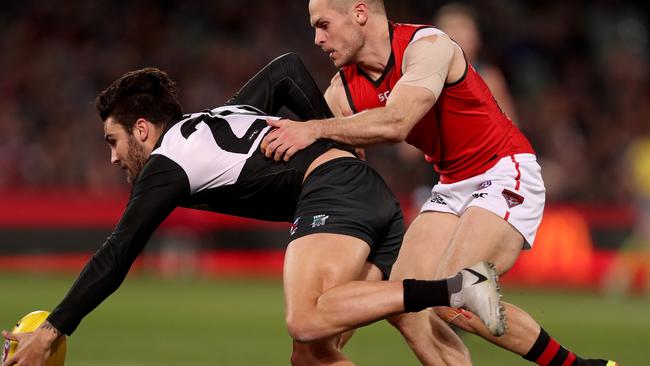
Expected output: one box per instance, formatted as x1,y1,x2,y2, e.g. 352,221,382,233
502,189,524,208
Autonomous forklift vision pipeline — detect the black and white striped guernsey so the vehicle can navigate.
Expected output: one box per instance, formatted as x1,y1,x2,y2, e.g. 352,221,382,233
152,104,337,221
47,104,341,335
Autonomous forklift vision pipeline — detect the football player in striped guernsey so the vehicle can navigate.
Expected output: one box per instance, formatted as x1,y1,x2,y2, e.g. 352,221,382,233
2,54,504,366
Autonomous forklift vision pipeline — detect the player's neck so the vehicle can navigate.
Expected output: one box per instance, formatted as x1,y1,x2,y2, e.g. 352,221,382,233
143,128,164,156
355,20,391,80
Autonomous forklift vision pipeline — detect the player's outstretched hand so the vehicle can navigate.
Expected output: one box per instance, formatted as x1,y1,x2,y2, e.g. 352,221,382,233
2,329,53,366
261,119,319,162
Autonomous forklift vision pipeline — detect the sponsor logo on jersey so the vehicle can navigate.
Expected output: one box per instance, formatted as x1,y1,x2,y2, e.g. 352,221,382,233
502,189,524,208
430,192,447,205
290,217,301,236
378,90,391,103
478,180,492,189
311,214,330,228
472,192,488,199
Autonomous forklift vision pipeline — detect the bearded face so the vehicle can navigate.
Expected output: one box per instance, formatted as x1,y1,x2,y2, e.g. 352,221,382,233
123,134,148,184
104,117,150,184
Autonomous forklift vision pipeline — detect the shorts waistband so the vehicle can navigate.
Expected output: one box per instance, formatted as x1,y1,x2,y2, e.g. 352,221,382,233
303,157,363,184
440,153,538,184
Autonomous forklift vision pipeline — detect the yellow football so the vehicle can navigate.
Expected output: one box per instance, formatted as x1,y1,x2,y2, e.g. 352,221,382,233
2,311,66,366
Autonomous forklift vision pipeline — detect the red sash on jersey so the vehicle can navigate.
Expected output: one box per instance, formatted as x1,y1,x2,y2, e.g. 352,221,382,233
339,22,534,183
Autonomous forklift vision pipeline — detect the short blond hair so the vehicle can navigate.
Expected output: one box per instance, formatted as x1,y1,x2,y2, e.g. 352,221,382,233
329,0,385,14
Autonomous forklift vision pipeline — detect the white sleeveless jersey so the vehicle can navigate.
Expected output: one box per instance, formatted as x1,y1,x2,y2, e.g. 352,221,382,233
152,105,275,194
144,104,337,222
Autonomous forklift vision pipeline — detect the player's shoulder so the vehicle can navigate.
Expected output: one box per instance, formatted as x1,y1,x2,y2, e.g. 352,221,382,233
408,28,452,47
324,73,353,117
325,72,344,95
392,22,446,42
402,28,459,67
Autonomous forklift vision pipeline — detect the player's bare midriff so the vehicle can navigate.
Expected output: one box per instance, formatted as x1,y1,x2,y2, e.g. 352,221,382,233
303,148,356,182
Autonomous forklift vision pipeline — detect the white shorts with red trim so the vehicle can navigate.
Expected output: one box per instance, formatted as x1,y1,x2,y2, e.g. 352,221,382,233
420,153,545,248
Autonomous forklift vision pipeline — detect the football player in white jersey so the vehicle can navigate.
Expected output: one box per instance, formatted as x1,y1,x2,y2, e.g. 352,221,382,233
2,54,504,366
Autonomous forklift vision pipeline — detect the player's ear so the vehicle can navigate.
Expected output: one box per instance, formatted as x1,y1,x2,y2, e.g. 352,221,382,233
353,2,368,25
133,118,150,142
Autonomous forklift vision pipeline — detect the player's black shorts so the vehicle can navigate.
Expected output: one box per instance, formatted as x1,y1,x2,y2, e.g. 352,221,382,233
290,157,404,279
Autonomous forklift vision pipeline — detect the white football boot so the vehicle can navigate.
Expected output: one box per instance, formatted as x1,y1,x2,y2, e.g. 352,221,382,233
450,261,506,336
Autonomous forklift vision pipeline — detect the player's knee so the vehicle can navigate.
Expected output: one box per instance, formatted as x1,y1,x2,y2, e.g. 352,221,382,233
387,313,419,341
387,313,405,329
286,315,322,343
389,312,472,362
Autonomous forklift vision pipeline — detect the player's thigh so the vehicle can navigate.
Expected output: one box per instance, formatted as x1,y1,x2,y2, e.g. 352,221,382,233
283,233,371,313
389,211,459,280
437,206,524,277
334,261,383,349
288,258,382,365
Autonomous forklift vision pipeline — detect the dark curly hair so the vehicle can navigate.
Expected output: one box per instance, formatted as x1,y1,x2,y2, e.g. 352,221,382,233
95,67,183,131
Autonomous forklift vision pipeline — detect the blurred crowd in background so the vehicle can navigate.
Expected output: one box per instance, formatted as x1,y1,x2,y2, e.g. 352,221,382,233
0,0,648,206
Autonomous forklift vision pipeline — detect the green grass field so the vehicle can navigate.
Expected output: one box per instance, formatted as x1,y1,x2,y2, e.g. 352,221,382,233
1,273,647,365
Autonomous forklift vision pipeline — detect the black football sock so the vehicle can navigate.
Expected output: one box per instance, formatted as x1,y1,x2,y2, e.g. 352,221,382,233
402,273,462,312
523,328,612,366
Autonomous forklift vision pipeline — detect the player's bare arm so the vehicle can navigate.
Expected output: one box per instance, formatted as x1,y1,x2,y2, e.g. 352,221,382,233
259,73,350,162
261,34,464,161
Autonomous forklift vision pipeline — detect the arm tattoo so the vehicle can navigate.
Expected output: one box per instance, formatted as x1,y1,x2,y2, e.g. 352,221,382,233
39,321,62,337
